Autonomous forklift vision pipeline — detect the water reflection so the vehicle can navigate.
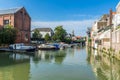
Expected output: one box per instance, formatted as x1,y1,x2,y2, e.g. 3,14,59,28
87,48,120,80
0,47,99,80
0,53,31,66
0,50,68,80
33,50,67,64
0,52,30,80
30,47,97,80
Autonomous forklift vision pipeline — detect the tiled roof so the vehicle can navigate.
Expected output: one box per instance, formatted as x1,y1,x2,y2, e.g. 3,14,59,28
112,12,116,15
0,7,23,15
32,28,53,32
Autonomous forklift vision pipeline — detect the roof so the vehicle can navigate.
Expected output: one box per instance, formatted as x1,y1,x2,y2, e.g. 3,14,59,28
75,36,81,39
112,12,116,15
0,7,23,15
32,28,53,32
99,14,109,21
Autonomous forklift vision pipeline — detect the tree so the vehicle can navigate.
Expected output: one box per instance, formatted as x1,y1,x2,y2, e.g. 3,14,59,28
45,33,51,42
52,34,57,41
86,27,91,37
53,26,67,42
0,29,2,44
32,29,42,40
72,30,75,37
64,38,72,44
0,25,17,45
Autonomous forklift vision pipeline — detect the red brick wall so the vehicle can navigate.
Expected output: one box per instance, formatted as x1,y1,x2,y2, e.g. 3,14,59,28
0,7,31,44
0,14,14,28
14,8,31,44
109,9,113,25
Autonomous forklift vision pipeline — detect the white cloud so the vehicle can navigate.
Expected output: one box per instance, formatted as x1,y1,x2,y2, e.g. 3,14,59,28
31,19,96,36
72,14,100,19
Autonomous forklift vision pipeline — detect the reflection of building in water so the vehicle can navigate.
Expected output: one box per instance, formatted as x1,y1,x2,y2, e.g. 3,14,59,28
66,48,75,57
87,49,120,80
0,53,30,80
35,50,54,62
35,50,66,64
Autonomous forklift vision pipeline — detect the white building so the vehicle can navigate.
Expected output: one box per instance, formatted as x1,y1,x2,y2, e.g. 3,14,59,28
31,28,54,38
91,21,98,37
112,1,120,29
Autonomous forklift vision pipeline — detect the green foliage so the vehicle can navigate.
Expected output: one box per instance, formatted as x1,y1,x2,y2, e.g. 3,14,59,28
32,29,42,40
86,27,91,37
116,26,120,30
52,34,57,41
64,38,72,44
88,38,91,42
103,47,106,50
45,33,51,42
4,24,14,29
0,25,17,45
53,25,67,42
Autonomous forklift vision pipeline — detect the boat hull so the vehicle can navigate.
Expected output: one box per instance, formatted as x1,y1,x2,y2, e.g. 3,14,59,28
25,48,36,52
38,47,59,50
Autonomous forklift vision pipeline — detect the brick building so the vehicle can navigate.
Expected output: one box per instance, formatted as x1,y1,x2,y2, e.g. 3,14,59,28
0,7,31,44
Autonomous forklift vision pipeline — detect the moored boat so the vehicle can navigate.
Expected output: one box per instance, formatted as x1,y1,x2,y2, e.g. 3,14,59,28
37,44,60,50
9,43,36,52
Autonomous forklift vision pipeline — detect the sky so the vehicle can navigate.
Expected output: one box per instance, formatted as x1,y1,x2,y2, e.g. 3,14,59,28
0,0,119,36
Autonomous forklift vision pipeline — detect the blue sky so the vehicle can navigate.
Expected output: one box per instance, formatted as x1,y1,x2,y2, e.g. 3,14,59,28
0,0,119,36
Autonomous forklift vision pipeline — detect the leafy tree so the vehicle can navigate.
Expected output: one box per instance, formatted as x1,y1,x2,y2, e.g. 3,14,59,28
0,25,17,45
4,24,14,28
86,27,91,37
53,26,67,41
32,29,42,40
45,33,51,42
0,29,2,44
52,34,57,41
64,38,72,44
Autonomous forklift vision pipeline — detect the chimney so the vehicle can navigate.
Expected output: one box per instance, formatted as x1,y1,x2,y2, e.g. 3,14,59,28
109,9,113,25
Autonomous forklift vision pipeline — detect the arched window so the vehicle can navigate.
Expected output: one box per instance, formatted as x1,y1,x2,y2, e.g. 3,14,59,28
25,33,28,41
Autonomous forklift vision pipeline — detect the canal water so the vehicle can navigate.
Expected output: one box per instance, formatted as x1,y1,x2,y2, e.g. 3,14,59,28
0,47,119,80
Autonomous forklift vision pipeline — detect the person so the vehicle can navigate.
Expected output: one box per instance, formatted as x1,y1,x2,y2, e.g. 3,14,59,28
15,44,16,49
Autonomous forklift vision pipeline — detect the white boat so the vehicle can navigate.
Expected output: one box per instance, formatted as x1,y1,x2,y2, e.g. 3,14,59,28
38,44,60,50
9,43,36,52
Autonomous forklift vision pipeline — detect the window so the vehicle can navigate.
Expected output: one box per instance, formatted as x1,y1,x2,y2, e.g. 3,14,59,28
25,33,28,41
3,20,9,25
106,19,108,21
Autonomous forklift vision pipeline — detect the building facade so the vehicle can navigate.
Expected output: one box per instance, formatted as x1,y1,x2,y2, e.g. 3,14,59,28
31,28,54,38
0,7,31,44
112,2,120,29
